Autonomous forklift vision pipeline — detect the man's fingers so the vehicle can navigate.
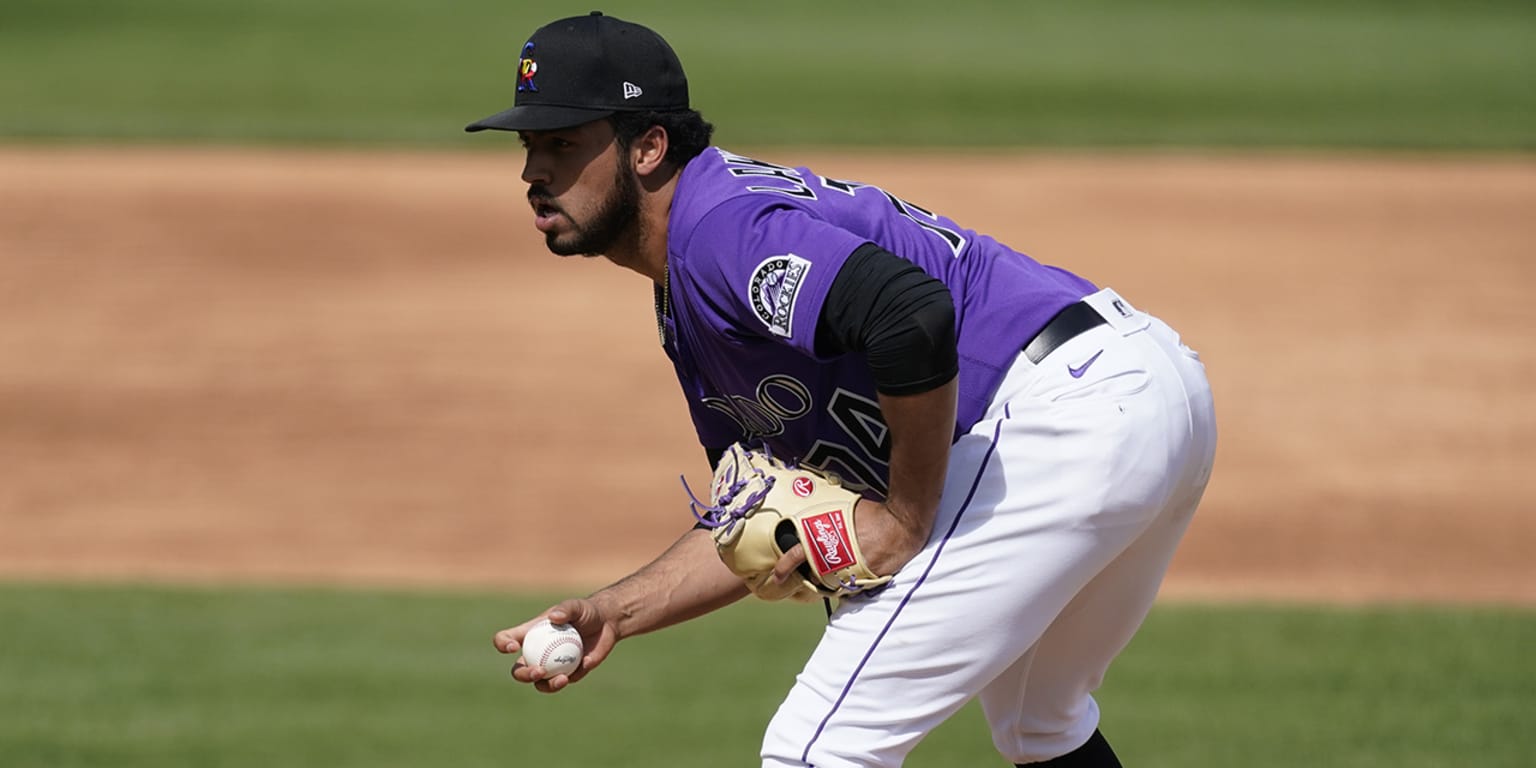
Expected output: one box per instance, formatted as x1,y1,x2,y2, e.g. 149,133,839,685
514,660,574,693
534,674,570,694
493,628,522,654
543,597,593,630
491,604,570,654
491,611,551,654
772,542,807,583
510,659,541,683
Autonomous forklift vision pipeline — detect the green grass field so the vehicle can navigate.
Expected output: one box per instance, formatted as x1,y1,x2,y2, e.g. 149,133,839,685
1,583,1532,767
1,0,1532,149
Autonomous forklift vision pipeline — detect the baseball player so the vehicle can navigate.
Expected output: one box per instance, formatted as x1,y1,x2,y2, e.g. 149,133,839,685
471,12,1217,768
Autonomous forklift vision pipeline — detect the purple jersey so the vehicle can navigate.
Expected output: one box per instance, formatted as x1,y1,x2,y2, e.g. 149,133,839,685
663,148,1096,497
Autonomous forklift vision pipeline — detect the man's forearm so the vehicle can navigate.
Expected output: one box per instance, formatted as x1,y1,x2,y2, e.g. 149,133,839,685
588,526,749,640
878,376,959,542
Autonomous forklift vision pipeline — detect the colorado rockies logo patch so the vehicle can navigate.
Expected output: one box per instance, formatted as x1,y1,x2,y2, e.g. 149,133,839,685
748,254,811,337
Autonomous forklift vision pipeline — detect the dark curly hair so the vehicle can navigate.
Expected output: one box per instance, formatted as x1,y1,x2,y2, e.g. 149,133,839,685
609,109,714,169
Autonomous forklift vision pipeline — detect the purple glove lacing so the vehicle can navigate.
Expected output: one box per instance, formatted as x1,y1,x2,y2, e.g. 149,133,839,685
681,471,774,531
681,445,778,531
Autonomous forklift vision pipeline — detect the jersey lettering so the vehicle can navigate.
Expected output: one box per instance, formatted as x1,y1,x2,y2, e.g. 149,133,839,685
701,382,891,495
718,150,816,199
701,374,813,437
716,152,966,257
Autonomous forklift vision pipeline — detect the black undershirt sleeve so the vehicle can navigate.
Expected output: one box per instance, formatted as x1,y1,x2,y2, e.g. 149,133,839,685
815,243,958,396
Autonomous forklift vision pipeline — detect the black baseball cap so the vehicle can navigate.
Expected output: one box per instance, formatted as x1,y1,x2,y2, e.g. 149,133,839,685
465,11,689,133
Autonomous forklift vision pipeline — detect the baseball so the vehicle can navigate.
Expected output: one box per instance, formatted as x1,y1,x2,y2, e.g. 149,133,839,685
521,619,583,677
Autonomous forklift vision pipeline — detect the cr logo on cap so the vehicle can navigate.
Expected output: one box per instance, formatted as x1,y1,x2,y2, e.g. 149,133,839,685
517,42,539,92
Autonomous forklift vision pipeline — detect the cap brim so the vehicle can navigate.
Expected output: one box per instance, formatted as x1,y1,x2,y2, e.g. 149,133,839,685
464,104,617,133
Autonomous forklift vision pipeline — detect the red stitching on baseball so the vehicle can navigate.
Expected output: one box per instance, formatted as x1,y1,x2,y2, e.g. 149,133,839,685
538,634,581,669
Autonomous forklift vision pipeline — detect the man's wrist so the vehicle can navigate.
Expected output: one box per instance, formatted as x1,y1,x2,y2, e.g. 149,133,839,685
585,588,632,640
878,497,936,545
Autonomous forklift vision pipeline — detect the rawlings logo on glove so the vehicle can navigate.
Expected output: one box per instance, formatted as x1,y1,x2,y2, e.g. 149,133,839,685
685,443,894,602
803,510,852,571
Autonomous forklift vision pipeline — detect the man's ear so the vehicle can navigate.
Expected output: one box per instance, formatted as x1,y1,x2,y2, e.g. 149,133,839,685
631,124,671,178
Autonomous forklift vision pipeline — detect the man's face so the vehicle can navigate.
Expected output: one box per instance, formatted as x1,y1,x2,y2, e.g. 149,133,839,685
519,119,640,257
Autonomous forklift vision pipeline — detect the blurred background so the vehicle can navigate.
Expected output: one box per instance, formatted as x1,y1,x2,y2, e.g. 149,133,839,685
1,1,1533,766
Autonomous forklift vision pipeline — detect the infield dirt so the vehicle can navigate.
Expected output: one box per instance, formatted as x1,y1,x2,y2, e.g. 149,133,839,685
1,146,1532,605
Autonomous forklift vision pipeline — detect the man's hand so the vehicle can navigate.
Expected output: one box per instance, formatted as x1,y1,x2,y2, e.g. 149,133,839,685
775,378,960,590
493,598,619,694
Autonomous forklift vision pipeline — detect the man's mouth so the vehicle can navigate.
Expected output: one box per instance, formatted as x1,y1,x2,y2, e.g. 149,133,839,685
529,197,563,232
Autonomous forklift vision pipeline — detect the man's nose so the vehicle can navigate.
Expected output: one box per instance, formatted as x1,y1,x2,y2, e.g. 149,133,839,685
521,154,551,186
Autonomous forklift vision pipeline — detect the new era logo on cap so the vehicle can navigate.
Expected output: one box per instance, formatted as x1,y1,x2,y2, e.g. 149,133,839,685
465,11,690,133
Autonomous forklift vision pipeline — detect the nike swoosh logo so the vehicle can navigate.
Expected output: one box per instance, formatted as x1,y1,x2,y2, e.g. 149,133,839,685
1067,350,1104,379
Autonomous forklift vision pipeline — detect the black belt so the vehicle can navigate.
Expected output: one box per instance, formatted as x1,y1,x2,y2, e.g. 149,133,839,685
1022,300,1108,364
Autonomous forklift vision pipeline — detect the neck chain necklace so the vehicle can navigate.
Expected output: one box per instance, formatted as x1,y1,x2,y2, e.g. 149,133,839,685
653,264,670,347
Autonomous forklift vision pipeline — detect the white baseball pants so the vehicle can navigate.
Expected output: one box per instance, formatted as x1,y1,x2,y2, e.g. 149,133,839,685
761,288,1218,767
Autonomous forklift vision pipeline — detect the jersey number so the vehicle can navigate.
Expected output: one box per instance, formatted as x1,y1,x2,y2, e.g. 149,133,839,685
821,177,966,257
803,388,891,497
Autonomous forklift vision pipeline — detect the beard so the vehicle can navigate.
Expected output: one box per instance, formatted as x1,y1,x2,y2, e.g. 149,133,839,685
543,158,642,257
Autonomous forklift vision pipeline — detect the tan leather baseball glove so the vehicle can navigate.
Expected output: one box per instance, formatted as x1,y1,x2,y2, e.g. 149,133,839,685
687,443,894,602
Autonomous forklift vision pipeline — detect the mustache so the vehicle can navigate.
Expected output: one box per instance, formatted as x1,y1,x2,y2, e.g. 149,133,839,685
528,186,566,216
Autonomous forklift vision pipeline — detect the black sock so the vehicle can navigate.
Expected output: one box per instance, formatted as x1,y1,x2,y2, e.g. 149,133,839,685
1015,728,1122,767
